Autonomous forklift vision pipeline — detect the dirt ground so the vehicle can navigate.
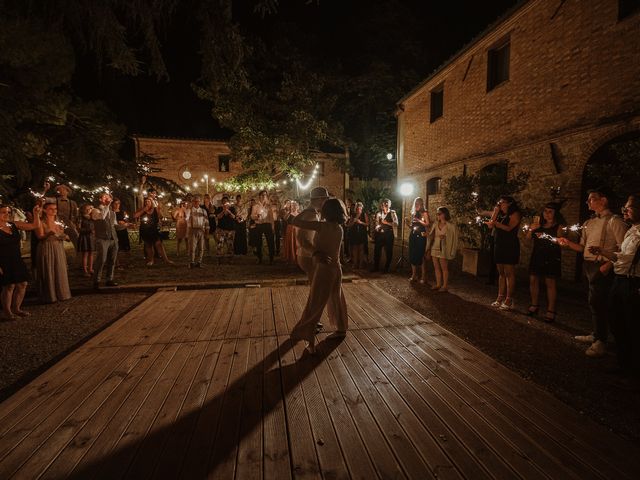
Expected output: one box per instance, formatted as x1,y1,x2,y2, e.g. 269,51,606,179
2,241,638,444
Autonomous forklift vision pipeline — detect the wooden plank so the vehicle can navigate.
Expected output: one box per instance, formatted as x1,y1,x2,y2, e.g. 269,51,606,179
16,344,164,479
64,343,183,478
196,289,235,341
38,343,166,479
236,288,258,338
123,341,209,479
249,288,266,338
323,334,406,480
223,288,247,340
332,332,435,479
0,345,137,478
210,290,241,340
80,341,196,480
145,340,223,479
408,323,635,480
0,345,105,436
368,327,542,480
262,335,292,480
350,329,472,480
171,290,223,343
311,332,378,480
272,288,290,337
178,339,238,479
235,337,264,480
261,288,277,338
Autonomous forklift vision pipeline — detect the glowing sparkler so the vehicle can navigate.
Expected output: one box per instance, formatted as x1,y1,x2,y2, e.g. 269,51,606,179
562,223,584,233
537,233,558,243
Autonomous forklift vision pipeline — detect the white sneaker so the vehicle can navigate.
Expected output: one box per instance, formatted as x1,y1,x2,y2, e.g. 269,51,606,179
575,334,595,344
585,340,606,357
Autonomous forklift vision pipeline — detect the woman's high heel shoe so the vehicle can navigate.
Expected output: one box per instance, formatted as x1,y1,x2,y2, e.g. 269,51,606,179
526,305,539,316
543,311,556,323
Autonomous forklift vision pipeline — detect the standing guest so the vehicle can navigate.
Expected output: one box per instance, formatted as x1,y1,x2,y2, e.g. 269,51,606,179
347,202,369,270
485,195,522,310
372,199,398,273
291,198,349,354
137,177,164,260
558,188,628,357
203,194,217,256
406,197,430,283
0,204,41,320
215,196,236,261
297,187,330,282
429,207,459,291
283,200,300,264
77,204,95,276
343,198,354,261
251,190,276,264
589,193,640,376
111,198,131,268
186,195,209,268
173,201,188,256
233,194,248,255
526,202,566,322
42,182,79,250
247,198,258,253
36,202,71,303
135,197,173,266
90,193,122,289
272,195,285,257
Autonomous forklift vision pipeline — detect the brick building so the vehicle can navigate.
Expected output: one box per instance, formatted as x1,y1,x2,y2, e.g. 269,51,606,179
132,136,348,201
396,0,640,276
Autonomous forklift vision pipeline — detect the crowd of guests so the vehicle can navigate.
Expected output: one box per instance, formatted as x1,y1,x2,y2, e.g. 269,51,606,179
1,180,638,378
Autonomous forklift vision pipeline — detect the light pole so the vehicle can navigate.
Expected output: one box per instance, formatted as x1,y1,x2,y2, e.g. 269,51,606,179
396,181,414,270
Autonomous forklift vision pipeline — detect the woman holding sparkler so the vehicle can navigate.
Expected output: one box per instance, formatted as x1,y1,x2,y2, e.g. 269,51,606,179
135,197,173,266
0,204,41,319
429,206,459,291
36,202,71,303
406,197,430,282
485,195,521,310
526,202,566,321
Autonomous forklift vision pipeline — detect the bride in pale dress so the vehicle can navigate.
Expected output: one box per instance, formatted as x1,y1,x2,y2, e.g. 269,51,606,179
291,198,349,354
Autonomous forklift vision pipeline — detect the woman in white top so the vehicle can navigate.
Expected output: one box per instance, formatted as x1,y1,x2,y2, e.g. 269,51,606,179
291,198,349,354
429,206,459,292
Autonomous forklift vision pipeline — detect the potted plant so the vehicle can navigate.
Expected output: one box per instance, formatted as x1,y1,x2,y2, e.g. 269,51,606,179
443,163,529,276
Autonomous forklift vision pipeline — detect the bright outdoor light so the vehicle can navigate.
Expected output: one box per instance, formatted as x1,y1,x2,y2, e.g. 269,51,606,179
387,153,394,160
399,182,414,197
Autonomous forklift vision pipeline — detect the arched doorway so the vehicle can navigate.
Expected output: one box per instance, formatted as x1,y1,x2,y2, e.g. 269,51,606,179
576,130,640,280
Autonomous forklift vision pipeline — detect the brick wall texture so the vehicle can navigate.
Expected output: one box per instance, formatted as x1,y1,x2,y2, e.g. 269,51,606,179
397,0,640,277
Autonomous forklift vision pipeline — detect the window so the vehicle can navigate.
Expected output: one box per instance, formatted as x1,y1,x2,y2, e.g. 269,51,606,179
218,155,230,172
619,0,640,20
430,85,444,122
426,177,442,195
487,37,510,91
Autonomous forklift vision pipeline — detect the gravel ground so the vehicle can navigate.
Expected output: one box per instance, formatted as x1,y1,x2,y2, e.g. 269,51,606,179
1,244,638,444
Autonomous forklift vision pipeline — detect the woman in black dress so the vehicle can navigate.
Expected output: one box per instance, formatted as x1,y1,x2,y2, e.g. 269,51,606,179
347,202,369,269
112,198,131,268
0,204,41,320
485,195,522,310
135,197,172,266
406,197,430,283
526,202,565,321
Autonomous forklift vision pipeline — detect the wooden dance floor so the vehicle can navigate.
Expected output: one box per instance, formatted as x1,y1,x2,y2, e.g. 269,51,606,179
0,282,638,479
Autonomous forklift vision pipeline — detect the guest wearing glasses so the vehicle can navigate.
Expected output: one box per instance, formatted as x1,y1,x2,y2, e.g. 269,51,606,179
485,196,522,310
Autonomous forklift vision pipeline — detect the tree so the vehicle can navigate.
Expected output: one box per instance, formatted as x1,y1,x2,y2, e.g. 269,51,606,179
444,165,529,250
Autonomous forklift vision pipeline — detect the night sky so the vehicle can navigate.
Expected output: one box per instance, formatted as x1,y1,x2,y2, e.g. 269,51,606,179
73,0,521,139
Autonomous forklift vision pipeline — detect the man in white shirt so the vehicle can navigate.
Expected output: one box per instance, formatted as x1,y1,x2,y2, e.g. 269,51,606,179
296,186,330,283
90,193,120,288
250,190,276,264
186,195,209,268
558,188,628,357
589,193,640,377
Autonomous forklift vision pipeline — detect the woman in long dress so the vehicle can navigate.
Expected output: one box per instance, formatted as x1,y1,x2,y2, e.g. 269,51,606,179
282,200,300,264
291,198,349,354
36,202,72,303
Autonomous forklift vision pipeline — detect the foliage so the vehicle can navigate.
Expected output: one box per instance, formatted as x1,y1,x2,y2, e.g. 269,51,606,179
585,136,640,204
444,165,529,250
352,183,396,216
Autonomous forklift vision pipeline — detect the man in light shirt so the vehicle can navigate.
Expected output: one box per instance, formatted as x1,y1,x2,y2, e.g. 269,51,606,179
296,186,330,283
186,195,209,268
558,188,628,357
250,190,276,264
90,193,121,289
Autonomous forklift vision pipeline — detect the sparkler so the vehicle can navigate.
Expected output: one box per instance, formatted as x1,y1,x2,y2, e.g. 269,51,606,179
142,216,149,224
562,223,584,233
537,233,558,243
522,224,530,232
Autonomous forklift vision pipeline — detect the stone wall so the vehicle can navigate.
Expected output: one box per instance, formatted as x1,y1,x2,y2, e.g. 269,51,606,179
397,0,640,277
